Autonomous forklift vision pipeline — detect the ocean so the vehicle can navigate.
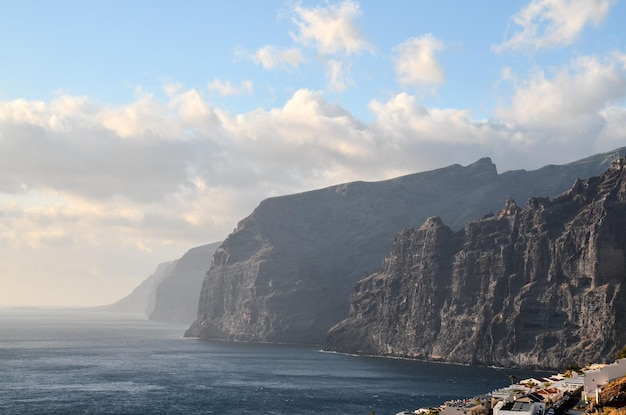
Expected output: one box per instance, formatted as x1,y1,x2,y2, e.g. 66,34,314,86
0,309,546,414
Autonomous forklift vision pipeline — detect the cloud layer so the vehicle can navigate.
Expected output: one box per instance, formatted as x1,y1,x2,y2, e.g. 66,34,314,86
2,50,625,244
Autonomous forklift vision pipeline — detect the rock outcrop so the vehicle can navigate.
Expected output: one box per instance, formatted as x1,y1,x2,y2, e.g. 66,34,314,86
325,159,626,369
149,242,221,324
186,147,626,345
598,376,626,408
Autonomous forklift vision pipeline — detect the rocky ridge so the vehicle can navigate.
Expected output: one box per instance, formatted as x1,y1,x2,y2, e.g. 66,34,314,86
186,147,626,345
325,158,626,369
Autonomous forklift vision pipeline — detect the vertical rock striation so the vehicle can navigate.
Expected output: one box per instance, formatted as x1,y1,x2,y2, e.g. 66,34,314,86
325,159,626,369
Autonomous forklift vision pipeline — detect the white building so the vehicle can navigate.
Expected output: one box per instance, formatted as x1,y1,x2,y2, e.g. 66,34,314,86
440,400,482,415
493,400,544,415
535,388,563,404
582,358,626,402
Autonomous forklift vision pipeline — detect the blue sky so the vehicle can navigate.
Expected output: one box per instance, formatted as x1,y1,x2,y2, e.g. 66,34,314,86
4,1,622,118
1,0,625,306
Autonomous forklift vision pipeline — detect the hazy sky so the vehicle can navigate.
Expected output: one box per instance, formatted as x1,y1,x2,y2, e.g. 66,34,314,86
1,0,625,307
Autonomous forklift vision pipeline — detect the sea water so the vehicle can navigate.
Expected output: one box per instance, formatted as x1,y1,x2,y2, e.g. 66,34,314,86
0,309,546,414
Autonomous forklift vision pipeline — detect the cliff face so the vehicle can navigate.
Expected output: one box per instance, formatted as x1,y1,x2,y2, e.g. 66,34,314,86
325,159,626,369
149,242,221,324
186,147,626,345
96,242,220,322
95,260,177,315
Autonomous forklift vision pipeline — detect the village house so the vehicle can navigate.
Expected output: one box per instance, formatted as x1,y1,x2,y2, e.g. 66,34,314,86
401,360,619,415
493,399,544,415
439,399,483,415
536,387,563,404
582,358,626,402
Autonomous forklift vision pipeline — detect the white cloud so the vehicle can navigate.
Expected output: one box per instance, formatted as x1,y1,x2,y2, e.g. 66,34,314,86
614,52,626,73
492,0,616,53
233,2,370,90
98,91,181,139
289,0,373,56
394,34,445,87
369,93,497,154
495,55,626,130
169,88,220,127
326,59,354,92
207,78,254,96
218,89,372,184
247,45,305,70
494,54,626,161
598,106,626,150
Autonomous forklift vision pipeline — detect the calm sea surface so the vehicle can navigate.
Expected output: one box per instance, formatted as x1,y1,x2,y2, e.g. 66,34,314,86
0,309,546,415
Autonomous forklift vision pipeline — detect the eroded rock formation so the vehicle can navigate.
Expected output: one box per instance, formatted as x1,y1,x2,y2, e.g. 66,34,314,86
325,159,626,369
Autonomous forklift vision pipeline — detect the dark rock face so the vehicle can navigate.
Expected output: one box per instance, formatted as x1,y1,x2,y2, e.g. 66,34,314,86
149,242,221,324
186,147,626,345
325,159,626,369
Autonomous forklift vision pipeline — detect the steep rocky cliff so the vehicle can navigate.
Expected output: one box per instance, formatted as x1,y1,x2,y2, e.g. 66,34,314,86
186,147,626,345
99,242,220,322
325,158,626,369
95,260,177,315
149,242,221,324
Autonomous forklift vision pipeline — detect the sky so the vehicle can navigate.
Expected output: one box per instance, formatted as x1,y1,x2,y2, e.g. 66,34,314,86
1,0,625,307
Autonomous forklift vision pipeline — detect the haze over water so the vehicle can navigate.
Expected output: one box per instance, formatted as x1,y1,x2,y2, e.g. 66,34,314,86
0,309,548,415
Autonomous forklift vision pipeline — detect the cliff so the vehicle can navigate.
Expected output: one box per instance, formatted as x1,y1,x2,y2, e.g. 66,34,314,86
186,147,626,345
94,260,177,315
325,158,626,369
149,241,221,324
97,241,220,322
